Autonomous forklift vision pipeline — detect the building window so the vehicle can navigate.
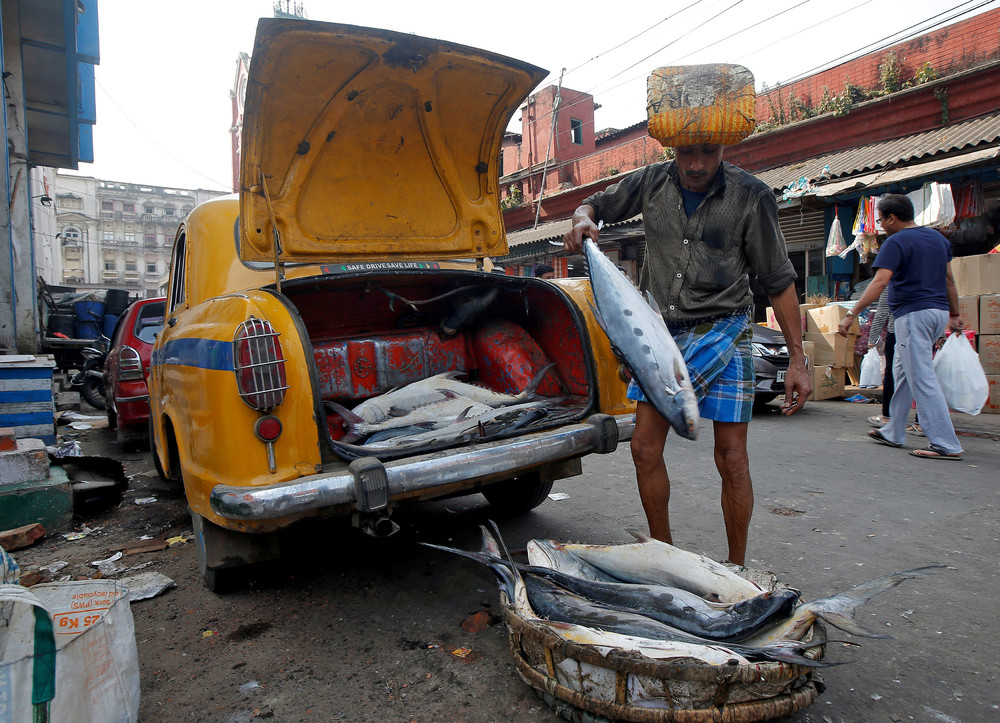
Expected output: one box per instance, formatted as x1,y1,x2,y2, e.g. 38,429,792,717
164,207,175,216
125,261,137,271
103,231,115,241
63,227,81,241
123,203,135,213
124,232,135,243
104,261,116,271
570,119,583,145
145,234,157,245
101,200,114,211
144,205,155,214
146,262,157,273
59,196,82,210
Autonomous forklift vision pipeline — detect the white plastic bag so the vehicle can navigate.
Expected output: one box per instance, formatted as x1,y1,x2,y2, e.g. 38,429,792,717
825,216,847,257
859,348,883,387
933,332,988,414
908,182,956,229
0,580,141,722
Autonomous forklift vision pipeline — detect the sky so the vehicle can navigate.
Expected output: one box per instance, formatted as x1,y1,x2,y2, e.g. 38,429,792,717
66,0,1000,194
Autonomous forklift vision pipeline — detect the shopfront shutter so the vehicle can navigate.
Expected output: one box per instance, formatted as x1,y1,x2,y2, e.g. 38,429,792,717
779,208,826,251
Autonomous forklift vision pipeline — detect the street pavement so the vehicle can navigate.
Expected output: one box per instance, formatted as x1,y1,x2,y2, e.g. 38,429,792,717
10,394,1000,722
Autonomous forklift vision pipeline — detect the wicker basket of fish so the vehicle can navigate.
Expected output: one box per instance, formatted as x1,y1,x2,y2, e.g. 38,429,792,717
424,524,941,723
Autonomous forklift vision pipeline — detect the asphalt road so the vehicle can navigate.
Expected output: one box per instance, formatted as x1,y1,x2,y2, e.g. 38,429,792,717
14,398,1000,722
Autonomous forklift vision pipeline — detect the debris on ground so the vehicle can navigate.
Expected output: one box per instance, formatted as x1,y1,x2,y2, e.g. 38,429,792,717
0,522,46,551
121,570,177,602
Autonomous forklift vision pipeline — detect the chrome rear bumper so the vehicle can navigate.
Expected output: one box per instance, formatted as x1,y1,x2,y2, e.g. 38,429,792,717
210,413,634,522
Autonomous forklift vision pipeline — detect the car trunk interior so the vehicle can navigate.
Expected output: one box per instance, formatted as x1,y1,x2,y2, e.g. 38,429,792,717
279,269,596,459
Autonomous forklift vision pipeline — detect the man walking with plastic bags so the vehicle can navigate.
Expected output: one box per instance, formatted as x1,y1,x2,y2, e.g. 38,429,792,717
837,194,964,460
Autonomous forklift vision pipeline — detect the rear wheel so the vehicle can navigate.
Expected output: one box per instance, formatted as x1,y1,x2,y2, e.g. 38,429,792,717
81,376,106,410
148,416,166,480
482,472,554,516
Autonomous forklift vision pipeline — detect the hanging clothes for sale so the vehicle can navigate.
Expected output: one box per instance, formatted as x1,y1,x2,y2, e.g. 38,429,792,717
953,179,985,220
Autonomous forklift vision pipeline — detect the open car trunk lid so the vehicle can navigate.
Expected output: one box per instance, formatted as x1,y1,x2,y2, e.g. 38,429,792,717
239,18,547,264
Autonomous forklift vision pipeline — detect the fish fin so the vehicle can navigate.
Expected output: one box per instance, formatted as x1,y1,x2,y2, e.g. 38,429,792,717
487,520,527,590
810,565,946,639
324,401,364,426
644,290,662,315
760,641,841,669
454,406,475,423
432,389,461,400
586,298,610,338
417,539,518,600
386,406,411,418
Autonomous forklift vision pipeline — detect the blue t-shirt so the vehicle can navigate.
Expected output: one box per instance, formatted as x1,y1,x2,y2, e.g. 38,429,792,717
872,226,952,317
680,187,707,218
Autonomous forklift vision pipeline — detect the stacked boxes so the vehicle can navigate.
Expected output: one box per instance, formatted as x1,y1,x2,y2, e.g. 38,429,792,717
952,253,1000,413
765,303,857,401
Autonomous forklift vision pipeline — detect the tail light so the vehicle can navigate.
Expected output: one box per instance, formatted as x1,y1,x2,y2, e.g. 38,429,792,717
233,317,288,411
118,346,144,381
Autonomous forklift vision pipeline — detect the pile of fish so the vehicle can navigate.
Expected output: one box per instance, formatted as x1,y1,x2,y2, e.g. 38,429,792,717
326,365,578,460
425,524,943,668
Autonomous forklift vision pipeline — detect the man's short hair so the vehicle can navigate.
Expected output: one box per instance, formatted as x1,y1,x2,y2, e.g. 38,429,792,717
878,194,915,222
535,264,554,277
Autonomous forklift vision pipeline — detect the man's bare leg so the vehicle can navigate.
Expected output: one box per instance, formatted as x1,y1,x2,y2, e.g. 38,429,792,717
630,401,673,543
713,420,753,565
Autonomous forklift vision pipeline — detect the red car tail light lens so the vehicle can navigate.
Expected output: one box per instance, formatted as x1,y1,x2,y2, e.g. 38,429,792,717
118,345,144,381
233,317,288,411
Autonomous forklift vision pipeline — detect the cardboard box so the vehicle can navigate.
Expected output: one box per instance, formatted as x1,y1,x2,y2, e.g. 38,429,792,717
804,332,854,368
765,303,816,333
978,335,1000,375
979,295,1000,335
953,254,1000,296
802,339,815,368
809,365,845,401
959,296,980,334
806,304,859,335
984,375,1000,414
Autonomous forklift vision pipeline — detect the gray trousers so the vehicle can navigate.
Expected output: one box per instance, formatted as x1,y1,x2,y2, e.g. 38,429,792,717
882,308,962,455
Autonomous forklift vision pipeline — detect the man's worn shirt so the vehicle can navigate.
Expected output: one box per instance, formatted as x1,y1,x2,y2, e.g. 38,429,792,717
583,161,795,326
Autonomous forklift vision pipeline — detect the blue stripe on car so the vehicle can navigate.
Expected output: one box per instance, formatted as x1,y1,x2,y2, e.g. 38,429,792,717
152,338,233,371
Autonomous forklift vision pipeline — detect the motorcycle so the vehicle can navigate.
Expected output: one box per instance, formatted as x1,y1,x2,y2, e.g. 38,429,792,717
71,333,110,410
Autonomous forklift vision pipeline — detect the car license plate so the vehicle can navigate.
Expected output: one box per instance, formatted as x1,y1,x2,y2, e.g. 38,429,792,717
776,371,785,383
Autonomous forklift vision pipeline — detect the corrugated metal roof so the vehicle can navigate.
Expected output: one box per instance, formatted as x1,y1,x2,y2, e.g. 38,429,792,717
755,112,1000,193
507,215,642,247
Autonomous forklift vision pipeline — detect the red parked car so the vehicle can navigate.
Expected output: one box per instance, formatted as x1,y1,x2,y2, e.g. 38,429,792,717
104,297,166,450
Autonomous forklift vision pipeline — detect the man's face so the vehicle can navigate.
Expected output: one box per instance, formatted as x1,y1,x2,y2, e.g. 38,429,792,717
541,271,555,280
673,144,724,192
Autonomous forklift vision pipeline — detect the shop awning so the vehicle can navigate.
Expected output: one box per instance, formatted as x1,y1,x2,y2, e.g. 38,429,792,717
810,146,1000,197
754,111,1000,196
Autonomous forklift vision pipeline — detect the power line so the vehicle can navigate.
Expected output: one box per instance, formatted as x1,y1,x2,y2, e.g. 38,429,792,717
82,64,233,192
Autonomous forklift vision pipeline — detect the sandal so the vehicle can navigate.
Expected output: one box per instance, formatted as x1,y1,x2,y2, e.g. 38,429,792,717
868,429,902,448
909,447,962,461
906,423,925,437
867,415,888,427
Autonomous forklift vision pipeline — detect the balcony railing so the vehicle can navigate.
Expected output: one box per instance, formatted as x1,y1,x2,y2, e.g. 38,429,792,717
102,271,120,281
123,272,140,281
142,213,159,222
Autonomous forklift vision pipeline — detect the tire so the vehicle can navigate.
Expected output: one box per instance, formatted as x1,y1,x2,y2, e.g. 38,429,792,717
81,375,107,410
482,473,554,516
148,415,166,480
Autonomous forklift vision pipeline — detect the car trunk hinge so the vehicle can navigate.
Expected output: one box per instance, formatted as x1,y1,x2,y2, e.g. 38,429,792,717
259,167,284,293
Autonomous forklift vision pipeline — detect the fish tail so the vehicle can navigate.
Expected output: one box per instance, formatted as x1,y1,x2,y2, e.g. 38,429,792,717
519,362,559,400
486,520,527,590
760,642,841,669
324,401,364,426
417,537,518,600
811,565,946,639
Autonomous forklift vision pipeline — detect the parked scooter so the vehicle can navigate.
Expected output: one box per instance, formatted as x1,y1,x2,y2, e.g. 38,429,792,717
72,333,110,410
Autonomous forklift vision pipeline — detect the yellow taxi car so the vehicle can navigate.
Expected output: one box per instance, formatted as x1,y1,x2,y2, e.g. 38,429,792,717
148,18,634,589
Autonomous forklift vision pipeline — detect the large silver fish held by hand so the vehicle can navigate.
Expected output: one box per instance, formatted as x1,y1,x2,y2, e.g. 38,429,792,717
583,237,699,439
